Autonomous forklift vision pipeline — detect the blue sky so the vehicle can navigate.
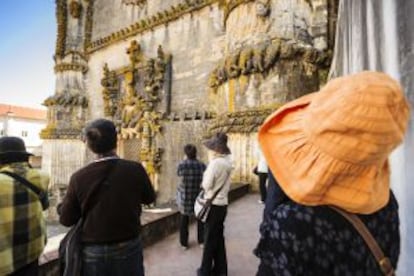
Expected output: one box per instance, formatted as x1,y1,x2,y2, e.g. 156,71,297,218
0,0,55,109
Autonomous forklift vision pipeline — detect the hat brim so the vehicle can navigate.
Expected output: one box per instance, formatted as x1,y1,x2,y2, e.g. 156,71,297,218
259,92,389,214
0,151,33,157
203,140,231,155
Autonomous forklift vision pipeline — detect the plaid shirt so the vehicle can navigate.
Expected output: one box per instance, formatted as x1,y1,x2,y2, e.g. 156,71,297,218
0,162,49,275
176,159,206,215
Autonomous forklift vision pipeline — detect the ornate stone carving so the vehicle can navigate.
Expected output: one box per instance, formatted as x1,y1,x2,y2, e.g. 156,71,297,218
65,50,88,61
208,39,332,88
40,125,83,139
143,46,169,102
84,0,94,52
122,0,147,5
84,0,334,57
69,0,82,18
165,111,216,121
55,0,67,58
44,0,91,141
120,70,145,138
239,47,254,75
218,0,255,27
100,41,172,178
87,0,217,53
255,0,270,17
126,40,143,65
206,105,281,136
136,111,163,176
41,90,88,140
101,63,120,117
43,92,88,108
54,62,88,73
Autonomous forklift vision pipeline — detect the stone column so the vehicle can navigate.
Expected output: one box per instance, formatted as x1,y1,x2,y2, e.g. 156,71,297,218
41,0,92,220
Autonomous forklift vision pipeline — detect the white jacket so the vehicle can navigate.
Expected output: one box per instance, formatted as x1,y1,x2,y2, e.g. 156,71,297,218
256,147,268,173
202,154,233,205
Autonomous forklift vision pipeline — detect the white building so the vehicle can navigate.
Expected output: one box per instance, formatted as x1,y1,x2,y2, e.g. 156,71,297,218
0,104,47,153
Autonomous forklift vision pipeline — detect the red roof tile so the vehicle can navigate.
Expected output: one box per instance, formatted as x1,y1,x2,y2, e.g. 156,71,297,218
0,104,47,121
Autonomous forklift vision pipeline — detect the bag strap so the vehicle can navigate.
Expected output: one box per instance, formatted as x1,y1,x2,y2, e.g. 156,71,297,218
330,206,395,276
82,159,119,216
0,171,47,203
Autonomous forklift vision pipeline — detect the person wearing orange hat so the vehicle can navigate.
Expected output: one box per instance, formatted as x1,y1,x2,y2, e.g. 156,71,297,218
254,71,410,275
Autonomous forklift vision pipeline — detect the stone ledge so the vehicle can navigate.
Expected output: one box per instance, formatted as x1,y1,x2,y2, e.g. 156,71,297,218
39,183,250,275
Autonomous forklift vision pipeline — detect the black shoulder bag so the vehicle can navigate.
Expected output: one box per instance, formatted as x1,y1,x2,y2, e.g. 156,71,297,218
0,171,49,210
59,159,118,276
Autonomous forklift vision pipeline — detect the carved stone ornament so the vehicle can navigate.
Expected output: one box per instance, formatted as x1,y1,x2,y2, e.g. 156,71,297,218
69,0,82,19
255,0,270,17
87,0,217,53
219,0,255,27
206,105,281,136
101,63,120,117
41,90,88,139
55,0,67,58
43,92,88,108
40,125,83,140
101,41,172,177
54,62,88,74
122,0,147,5
208,40,332,88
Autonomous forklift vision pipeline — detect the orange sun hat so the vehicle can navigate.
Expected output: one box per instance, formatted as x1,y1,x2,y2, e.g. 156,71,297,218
259,71,410,214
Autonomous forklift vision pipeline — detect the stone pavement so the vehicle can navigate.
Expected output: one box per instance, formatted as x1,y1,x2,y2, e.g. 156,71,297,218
143,194,262,276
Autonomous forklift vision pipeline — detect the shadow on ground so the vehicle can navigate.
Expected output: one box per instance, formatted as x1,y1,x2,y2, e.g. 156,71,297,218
144,194,263,276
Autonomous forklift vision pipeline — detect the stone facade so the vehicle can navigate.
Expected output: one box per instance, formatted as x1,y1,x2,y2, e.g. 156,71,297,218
43,0,338,206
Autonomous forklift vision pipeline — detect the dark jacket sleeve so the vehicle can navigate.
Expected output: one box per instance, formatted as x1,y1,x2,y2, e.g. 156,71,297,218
139,164,156,205
263,171,288,219
58,175,81,227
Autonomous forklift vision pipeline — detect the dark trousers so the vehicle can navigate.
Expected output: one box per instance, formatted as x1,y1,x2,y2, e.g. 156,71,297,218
257,261,274,276
198,205,228,276
180,214,204,247
82,237,144,276
258,173,268,202
9,260,39,276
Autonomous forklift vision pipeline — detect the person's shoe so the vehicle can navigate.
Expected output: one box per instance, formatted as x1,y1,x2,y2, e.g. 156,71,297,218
199,243,204,249
258,200,264,204
181,245,188,250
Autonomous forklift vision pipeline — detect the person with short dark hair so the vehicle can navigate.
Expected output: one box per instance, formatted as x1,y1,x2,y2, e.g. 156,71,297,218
184,144,197,160
58,118,155,276
176,144,206,249
0,137,49,275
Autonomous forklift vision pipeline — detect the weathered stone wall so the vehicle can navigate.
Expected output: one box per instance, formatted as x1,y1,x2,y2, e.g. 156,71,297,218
92,0,185,41
44,0,335,205
86,3,226,203
157,119,211,202
87,4,225,119
42,140,89,219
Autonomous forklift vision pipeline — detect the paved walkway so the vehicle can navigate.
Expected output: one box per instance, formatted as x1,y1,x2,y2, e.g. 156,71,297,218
143,194,263,276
